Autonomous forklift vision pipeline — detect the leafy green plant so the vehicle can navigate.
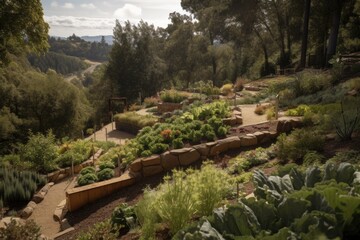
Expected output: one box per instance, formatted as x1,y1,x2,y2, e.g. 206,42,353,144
0,219,41,240
220,83,233,96
79,166,96,175
111,203,137,232
276,128,325,163
97,168,115,181
19,131,58,173
99,161,115,170
150,143,168,154
76,219,119,240
77,173,98,186
286,104,311,116
172,138,184,149
303,151,325,166
176,163,360,239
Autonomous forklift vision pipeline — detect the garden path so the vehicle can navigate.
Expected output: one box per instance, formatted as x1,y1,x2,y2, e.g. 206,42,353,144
237,104,268,126
86,122,135,145
29,177,77,239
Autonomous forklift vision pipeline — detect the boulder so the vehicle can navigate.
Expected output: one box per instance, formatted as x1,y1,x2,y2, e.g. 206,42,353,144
170,148,191,155
142,165,163,177
240,134,258,147
60,218,72,231
222,117,237,126
209,139,231,156
277,120,293,133
129,159,142,173
32,193,45,204
20,207,33,219
235,116,243,125
142,155,161,167
73,164,83,174
179,149,201,166
228,136,241,149
47,170,60,182
192,144,210,157
54,199,67,222
233,110,242,116
27,201,37,209
161,151,179,170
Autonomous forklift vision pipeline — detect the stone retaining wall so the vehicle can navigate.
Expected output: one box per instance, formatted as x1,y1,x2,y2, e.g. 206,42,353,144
66,119,302,212
47,149,103,183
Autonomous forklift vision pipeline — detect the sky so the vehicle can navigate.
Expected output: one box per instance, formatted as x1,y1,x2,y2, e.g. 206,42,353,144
41,0,187,37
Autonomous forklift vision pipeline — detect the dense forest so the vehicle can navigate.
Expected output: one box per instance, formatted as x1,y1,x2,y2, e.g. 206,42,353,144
0,0,359,154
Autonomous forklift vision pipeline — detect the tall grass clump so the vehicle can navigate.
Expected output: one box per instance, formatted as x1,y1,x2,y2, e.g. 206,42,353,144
160,89,188,103
114,112,157,129
135,163,232,237
0,167,46,208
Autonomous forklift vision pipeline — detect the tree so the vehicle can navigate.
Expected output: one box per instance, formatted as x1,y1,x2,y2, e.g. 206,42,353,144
0,0,49,65
326,0,344,63
299,0,311,69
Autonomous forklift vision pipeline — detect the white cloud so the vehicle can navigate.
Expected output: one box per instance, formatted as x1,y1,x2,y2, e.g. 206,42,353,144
62,3,74,9
81,3,96,9
113,4,142,20
51,1,58,8
45,15,115,30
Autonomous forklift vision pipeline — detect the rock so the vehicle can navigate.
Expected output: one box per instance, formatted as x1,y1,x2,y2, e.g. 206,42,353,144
52,227,75,239
141,155,161,167
47,170,60,183
290,118,303,129
27,201,37,209
228,136,241,149
205,142,217,148
253,131,268,144
20,207,33,219
240,134,258,147
161,151,179,170
56,173,67,182
32,193,45,203
277,120,292,133
54,200,67,222
235,116,243,125
40,184,51,195
269,131,278,139
129,159,142,173
179,149,201,166
192,144,210,156
222,117,237,126
233,110,242,116
60,219,72,231
142,165,163,177
209,139,231,156
48,182,55,187
170,148,191,155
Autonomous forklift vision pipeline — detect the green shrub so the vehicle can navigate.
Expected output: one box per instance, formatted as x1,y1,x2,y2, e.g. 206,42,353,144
97,168,114,181
99,161,115,170
111,203,137,231
79,166,96,175
172,138,184,149
276,129,325,164
144,97,159,108
286,104,311,116
140,150,152,157
220,83,233,96
77,173,98,186
329,150,360,164
160,89,188,103
303,151,325,166
150,143,168,154
0,219,41,240
217,126,228,137
189,130,202,144
76,219,118,240
275,163,300,177
19,131,58,173
94,141,116,152
55,152,83,168
114,112,157,129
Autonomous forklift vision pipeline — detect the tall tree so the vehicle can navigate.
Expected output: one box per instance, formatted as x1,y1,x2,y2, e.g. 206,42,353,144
326,0,344,63
0,0,49,65
299,0,311,69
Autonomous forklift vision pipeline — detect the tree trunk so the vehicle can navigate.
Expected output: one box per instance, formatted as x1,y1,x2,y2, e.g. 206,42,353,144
326,0,343,64
209,32,217,85
299,0,311,70
254,29,270,76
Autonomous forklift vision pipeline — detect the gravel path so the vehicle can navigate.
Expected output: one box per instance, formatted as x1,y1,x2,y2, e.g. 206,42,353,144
238,104,268,125
86,122,135,145
29,177,77,238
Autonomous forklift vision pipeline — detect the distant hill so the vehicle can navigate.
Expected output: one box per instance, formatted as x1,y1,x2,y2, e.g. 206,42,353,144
81,35,113,45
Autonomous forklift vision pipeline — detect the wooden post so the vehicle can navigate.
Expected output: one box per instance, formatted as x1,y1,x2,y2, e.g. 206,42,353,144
275,94,279,120
92,144,95,166
105,128,108,142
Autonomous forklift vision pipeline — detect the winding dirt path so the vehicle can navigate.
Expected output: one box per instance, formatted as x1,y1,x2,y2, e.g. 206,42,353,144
65,60,101,82
29,177,77,238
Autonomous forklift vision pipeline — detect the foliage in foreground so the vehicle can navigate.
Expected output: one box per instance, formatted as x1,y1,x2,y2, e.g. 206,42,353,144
175,162,360,239
0,219,41,240
76,219,118,240
135,163,233,238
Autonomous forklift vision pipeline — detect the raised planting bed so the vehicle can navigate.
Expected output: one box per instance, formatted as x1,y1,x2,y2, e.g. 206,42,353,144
114,112,158,134
157,102,183,113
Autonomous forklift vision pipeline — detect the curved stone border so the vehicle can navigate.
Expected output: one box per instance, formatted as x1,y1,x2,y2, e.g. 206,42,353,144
66,119,302,212
20,182,54,219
